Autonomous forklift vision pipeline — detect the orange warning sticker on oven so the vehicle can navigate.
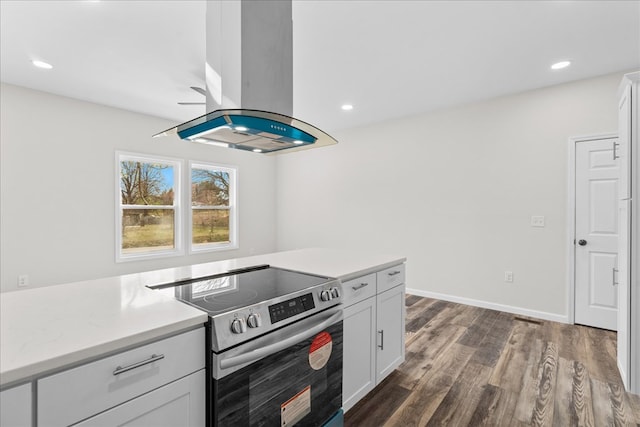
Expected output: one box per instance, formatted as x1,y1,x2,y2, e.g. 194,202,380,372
281,385,311,426
309,331,332,370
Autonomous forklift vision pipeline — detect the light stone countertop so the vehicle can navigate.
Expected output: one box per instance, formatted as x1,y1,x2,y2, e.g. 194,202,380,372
0,248,405,388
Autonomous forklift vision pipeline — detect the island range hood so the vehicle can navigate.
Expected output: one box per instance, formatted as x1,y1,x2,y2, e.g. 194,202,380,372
154,0,337,155
154,108,337,154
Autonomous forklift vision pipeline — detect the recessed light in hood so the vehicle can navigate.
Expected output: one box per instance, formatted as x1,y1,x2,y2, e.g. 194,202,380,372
155,0,337,155
153,108,337,155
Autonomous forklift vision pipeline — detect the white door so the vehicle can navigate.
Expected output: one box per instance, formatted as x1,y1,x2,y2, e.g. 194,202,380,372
616,79,632,389
575,138,619,330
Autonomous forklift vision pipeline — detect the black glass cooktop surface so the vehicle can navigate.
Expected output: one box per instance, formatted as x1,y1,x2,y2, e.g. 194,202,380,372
165,266,330,315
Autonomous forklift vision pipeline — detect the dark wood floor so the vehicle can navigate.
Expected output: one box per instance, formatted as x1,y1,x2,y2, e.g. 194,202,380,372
345,295,640,426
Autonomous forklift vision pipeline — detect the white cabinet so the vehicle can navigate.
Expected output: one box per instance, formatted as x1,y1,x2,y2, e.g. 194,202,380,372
376,284,406,382
342,264,405,412
38,327,205,427
74,370,205,427
0,382,31,427
343,295,376,411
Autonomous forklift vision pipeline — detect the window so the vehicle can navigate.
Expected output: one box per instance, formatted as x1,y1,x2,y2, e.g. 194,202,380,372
116,152,181,261
190,161,237,252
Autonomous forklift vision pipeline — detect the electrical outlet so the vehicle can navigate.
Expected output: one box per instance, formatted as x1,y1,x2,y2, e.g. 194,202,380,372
18,274,29,287
531,216,545,227
504,271,513,282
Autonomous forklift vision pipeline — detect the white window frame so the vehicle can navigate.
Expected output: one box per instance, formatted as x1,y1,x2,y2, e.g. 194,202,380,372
188,160,238,253
115,152,183,262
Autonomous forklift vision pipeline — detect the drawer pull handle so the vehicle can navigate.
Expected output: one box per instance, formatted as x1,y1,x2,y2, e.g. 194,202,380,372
378,330,384,350
388,270,402,276
352,282,369,291
113,354,165,376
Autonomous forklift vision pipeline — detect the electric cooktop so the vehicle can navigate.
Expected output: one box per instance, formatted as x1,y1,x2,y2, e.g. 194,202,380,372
149,265,343,351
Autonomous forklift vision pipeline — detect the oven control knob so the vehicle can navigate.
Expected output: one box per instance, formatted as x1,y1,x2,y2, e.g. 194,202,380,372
247,313,262,328
320,289,332,302
230,318,246,334
330,287,341,299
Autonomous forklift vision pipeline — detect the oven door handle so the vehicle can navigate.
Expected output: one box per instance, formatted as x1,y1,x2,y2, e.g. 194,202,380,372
219,307,343,370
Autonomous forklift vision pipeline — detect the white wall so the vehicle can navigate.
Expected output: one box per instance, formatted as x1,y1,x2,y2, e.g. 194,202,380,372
276,71,627,320
1,83,277,292
1,71,628,319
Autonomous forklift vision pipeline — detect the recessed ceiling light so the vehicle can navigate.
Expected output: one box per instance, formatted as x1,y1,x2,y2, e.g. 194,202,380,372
341,104,354,111
252,148,262,153
293,140,303,145
236,126,248,132
550,60,571,70
32,60,53,70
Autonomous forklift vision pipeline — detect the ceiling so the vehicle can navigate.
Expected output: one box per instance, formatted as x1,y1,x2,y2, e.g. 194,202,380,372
1,0,639,134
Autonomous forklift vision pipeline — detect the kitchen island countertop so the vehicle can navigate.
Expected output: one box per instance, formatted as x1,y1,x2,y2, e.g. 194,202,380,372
0,248,405,387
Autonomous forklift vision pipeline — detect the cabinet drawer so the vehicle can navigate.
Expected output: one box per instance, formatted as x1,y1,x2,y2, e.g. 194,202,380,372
0,383,32,427
377,264,405,293
342,273,376,306
38,327,205,427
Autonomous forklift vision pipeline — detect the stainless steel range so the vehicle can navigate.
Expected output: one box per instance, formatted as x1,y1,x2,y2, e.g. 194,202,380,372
151,265,344,427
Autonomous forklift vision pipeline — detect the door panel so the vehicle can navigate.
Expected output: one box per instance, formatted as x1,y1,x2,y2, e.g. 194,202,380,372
589,180,618,233
575,138,620,330
588,252,617,308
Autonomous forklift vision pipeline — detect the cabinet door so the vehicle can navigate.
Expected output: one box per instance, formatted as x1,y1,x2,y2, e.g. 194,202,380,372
376,285,405,383
342,296,376,412
618,82,631,200
0,383,31,427
38,327,205,426
75,370,205,427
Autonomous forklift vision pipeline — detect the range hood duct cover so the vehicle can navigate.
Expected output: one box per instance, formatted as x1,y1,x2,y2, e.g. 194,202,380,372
155,0,337,154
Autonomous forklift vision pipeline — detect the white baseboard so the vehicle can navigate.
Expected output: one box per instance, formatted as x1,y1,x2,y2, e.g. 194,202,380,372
406,288,569,324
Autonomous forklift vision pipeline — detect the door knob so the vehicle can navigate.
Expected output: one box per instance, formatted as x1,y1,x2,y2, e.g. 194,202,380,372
578,239,587,246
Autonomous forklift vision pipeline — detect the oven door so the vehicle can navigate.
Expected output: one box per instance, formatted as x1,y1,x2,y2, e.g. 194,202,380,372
211,306,343,427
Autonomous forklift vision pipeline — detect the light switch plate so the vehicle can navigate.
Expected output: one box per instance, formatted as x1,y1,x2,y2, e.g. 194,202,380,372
531,216,545,227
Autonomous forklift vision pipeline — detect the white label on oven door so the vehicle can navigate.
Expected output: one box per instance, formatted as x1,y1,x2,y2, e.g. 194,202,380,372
309,331,332,370
281,385,311,426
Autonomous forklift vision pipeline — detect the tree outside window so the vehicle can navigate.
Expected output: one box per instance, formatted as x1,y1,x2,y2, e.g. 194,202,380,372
116,153,181,261
190,162,237,252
